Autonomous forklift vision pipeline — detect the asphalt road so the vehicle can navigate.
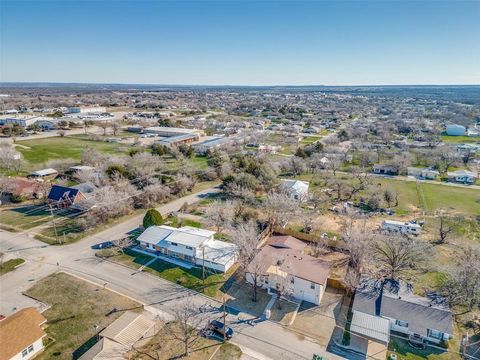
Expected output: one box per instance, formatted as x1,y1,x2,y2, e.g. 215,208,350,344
0,186,346,360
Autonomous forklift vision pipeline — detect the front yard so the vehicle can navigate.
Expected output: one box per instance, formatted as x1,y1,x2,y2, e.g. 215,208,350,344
98,248,236,298
129,321,242,360
24,272,142,360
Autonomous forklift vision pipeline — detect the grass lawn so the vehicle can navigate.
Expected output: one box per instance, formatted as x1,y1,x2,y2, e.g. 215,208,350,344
0,205,62,230
441,135,480,144
15,136,133,168
130,321,242,360
24,272,141,360
300,135,322,145
189,155,209,170
99,248,235,298
0,258,25,275
388,335,455,360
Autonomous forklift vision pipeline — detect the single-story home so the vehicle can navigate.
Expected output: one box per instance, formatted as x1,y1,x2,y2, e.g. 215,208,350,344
47,183,95,208
351,278,453,349
407,167,439,180
0,307,47,360
447,170,478,184
279,179,309,201
136,225,237,273
373,164,399,176
27,168,58,181
0,177,41,204
78,311,157,360
381,220,421,235
245,235,331,305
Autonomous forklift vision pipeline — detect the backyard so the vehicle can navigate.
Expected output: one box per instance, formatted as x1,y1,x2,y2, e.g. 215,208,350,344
24,272,142,360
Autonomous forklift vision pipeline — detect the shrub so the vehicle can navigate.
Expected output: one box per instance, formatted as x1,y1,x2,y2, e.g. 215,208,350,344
143,208,164,229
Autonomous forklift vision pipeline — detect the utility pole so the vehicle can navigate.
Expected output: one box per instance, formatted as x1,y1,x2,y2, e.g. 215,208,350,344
49,204,59,244
222,296,226,342
202,246,205,293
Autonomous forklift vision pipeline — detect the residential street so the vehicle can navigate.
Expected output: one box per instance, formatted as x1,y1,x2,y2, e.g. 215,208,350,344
0,187,346,360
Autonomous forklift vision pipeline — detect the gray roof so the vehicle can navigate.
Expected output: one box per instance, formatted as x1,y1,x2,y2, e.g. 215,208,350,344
353,278,453,337
137,225,214,248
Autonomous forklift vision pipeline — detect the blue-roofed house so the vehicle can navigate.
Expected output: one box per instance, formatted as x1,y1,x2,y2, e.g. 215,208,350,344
47,183,95,208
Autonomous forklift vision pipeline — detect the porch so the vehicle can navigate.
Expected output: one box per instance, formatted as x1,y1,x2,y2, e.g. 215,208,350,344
131,246,195,269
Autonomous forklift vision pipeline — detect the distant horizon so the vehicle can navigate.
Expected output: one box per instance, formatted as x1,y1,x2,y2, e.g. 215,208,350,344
1,1,479,85
1,81,480,88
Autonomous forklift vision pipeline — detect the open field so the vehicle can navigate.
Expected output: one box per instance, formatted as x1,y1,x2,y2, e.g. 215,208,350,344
441,135,480,144
25,272,141,360
15,136,133,168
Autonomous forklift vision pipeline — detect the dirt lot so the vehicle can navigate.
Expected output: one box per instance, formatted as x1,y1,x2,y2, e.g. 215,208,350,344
290,287,345,347
224,282,271,318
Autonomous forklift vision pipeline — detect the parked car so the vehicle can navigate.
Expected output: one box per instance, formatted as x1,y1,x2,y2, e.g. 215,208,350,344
91,241,114,250
208,320,234,339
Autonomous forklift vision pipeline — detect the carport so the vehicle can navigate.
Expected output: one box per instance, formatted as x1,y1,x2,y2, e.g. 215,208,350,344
350,311,390,360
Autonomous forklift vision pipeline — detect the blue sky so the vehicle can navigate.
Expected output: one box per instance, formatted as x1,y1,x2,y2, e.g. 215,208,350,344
1,0,479,85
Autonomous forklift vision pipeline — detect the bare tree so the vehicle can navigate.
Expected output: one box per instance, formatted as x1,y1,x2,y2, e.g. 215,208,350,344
437,211,453,245
271,254,294,309
112,237,133,254
111,121,120,136
442,246,480,311
232,221,264,302
99,121,109,136
166,296,206,357
371,234,432,280
205,200,235,233
0,142,22,172
264,192,299,230
0,176,15,204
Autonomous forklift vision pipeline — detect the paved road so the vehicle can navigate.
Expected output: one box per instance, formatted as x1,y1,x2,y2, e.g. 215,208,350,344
1,186,344,360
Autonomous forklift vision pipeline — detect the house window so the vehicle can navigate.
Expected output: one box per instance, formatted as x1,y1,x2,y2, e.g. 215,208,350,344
171,242,178,246
186,246,193,250
22,349,28,357
28,345,34,353
427,329,443,340
395,320,408,327
310,282,315,290
290,277,294,284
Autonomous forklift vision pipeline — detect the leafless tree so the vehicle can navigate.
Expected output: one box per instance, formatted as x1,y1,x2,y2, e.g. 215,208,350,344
341,217,373,291
0,176,15,204
136,183,171,208
325,154,343,176
437,211,453,245
442,246,480,311
271,254,294,309
232,220,264,301
36,181,52,201
99,121,109,136
371,234,432,280
111,121,120,136
263,192,299,230
432,146,461,176
112,237,133,254
204,200,235,233
166,296,207,357
0,142,22,172
57,130,66,137
173,174,196,196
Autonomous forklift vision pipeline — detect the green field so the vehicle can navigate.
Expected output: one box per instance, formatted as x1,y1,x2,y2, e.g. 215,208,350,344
0,258,25,275
441,135,480,144
300,135,322,145
15,136,132,167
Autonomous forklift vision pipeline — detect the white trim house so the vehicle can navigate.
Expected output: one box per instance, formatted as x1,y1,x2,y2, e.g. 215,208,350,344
136,225,237,273
246,236,331,305
447,170,478,185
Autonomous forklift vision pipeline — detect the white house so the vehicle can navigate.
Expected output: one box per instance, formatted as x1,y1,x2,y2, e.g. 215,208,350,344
245,236,331,305
0,307,47,360
136,225,237,273
407,167,439,180
27,168,58,180
445,124,466,136
381,220,421,235
67,106,106,114
352,278,453,349
279,179,309,201
447,170,478,184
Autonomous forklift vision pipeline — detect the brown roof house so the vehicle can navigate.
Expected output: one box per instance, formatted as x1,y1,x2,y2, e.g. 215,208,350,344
245,235,331,305
0,307,47,360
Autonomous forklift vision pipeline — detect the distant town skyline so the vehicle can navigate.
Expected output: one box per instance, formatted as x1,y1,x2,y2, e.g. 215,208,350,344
1,0,479,85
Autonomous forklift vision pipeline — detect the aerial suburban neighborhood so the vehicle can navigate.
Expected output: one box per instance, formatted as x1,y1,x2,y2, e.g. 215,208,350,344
1,1,480,360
